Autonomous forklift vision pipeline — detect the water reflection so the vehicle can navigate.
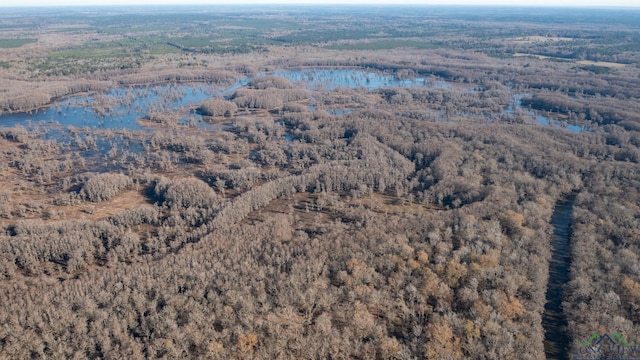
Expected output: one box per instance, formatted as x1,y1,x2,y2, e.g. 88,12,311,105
0,70,589,134
0,83,225,131
507,94,587,133
272,69,447,90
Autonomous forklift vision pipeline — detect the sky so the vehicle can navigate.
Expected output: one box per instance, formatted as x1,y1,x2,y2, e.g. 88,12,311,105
0,0,638,7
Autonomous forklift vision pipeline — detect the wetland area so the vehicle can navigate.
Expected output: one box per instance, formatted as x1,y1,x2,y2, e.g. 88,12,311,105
0,5,638,359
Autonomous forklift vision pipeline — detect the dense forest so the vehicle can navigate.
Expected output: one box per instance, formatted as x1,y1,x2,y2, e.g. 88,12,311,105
0,5,639,359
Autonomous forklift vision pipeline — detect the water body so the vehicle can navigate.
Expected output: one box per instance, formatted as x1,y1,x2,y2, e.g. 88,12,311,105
0,83,233,131
543,193,576,360
0,69,585,134
272,68,447,90
535,115,586,134
507,94,586,133
0,70,431,131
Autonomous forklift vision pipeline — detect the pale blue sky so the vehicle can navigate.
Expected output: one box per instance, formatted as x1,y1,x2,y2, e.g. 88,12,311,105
0,0,638,6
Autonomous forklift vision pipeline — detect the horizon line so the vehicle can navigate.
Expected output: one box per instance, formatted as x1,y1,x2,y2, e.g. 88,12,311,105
0,2,640,10
1,3,640,8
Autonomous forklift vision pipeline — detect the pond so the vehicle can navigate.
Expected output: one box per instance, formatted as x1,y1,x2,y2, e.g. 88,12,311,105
535,115,586,133
0,82,234,131
507,94,587,133
272,69,448,90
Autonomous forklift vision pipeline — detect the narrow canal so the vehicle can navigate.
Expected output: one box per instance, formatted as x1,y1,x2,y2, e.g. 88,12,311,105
543,193,576,360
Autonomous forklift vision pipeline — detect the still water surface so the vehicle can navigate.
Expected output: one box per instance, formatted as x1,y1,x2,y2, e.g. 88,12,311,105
0,69,585,133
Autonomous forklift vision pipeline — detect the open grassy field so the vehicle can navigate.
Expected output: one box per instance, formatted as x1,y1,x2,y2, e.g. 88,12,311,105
0,38,36,48
513,52,628,68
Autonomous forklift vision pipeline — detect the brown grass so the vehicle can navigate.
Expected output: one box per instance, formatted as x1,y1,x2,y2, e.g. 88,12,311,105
576,60,627,68
82,190,150,220
513,53,627,68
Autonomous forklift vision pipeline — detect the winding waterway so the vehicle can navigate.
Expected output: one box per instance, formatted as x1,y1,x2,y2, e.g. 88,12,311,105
543,193,576,360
